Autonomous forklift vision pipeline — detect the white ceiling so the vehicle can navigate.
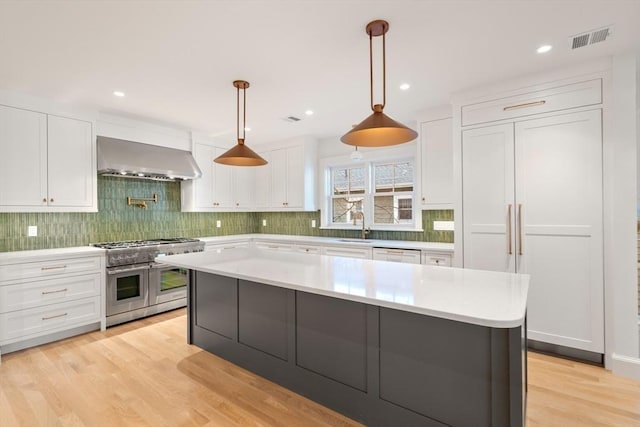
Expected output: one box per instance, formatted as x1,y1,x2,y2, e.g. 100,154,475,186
0,0,639,147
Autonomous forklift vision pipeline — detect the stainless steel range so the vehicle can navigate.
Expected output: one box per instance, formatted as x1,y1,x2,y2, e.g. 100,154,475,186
93,238,205,327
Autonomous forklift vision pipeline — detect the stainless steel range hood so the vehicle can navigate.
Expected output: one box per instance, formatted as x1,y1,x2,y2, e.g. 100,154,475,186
97,137,202,181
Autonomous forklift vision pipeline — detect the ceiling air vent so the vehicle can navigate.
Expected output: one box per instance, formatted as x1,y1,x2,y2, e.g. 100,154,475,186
569,25,613,50
282,116,302,123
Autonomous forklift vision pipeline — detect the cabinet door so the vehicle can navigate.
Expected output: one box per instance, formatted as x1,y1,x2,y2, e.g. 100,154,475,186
213,147,234,208
270,148,288,208
233,166,255,209
285,145,304,208
192,143,215,209
515,109,603,353
254,151,271,209
0,105,47,207
462,124,515,273
47,115,94,207
420,118,453,208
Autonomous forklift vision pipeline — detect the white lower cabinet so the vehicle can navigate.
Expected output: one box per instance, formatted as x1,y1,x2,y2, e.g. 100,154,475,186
0,253,104,360
373,248,421,264
322,245,372,259
421,251,452,267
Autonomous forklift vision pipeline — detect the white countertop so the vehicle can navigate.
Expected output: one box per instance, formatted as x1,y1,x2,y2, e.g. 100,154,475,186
155,248,528,328
0,246,105,264
198,233,454,252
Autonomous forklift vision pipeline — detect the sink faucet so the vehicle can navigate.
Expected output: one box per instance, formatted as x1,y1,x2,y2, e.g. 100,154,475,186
352,211,371,240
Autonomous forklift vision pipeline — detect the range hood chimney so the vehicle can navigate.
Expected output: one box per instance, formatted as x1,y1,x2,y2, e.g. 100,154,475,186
97,137,202,181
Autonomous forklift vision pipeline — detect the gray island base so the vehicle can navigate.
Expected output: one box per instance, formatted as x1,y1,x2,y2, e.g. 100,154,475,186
188,272,526,427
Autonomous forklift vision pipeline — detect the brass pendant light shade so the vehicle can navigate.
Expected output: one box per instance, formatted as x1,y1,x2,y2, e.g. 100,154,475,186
340,20,417,147
214,80,267,166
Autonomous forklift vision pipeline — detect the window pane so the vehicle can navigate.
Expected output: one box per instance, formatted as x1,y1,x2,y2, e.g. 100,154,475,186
373,195,395,224
374,162,414,193
373,196,413,224
332,167,366,196
332,197,363,223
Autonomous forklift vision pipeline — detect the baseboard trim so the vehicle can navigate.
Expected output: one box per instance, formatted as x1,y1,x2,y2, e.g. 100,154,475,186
528,339,603,365
611,353,640,380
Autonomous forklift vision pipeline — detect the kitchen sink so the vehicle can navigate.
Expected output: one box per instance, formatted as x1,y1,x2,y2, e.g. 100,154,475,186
336,239,375,244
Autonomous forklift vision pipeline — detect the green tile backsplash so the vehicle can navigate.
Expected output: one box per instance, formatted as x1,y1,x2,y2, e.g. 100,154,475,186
0,177,453,252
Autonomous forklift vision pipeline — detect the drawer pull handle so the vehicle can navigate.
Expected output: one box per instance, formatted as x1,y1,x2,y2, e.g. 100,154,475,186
42,288,68,295
41,265,67,271
503,100,546,111
42,312,68,320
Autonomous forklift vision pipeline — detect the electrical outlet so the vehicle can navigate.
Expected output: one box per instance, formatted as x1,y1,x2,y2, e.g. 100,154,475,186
262,219,267,227
216,220,221,228
28,225,37,237
433,221,454,231
311,220,316,228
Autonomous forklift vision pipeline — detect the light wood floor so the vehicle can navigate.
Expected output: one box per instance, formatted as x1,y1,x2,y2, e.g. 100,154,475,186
1,309,639,427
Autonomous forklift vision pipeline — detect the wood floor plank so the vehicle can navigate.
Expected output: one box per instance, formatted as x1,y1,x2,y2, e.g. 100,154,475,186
1,309,640,426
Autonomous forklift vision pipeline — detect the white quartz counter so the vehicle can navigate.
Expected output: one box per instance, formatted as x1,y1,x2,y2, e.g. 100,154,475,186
198,233,454,252
0,246,105,264
156,247,528,328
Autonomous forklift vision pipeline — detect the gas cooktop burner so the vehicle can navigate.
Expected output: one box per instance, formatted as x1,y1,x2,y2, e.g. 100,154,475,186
92,237,201,250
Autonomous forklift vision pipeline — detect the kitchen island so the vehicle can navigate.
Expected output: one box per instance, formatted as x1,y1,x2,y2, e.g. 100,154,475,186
156,248,529,427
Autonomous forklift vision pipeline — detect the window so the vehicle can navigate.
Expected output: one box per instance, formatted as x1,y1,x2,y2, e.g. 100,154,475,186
324,158,420,231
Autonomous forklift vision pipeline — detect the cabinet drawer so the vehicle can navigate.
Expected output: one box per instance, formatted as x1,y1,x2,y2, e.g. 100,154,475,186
322,246,372,259
0,296,100,342
297,245,322,255
0,256,102,282
372,248,421,264
253,241,295,252
422,252,452,267
205,241,250,253
0,272,101,313
462,79,601,126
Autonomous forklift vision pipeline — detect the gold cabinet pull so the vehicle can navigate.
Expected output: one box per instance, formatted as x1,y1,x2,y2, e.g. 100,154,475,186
503,100,546,111
518,204,523,255
42,288,68,295
50,198,54,203
42,197,47,203
42,312,68,320
507,204,513,255
41,265,67,271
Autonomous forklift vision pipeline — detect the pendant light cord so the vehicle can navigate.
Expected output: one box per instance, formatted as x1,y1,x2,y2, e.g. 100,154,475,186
237,84,246,143
369,27,386,111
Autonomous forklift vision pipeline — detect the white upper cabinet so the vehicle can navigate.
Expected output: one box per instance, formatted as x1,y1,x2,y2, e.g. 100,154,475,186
0,105,47,208
419,117,453,209
183,136,316,212
254,151,271,210
0,105,96,212
47,115,94,208
268,143,315,210
181,142,256,211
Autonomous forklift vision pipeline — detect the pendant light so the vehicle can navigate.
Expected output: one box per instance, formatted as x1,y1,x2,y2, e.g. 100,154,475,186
214,80,267,166
341,20,417,147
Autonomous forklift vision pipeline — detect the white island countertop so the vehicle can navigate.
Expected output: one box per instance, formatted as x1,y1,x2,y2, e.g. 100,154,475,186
156,247,528,328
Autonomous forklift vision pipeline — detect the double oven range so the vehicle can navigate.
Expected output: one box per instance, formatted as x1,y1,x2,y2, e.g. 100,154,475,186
93,238,205,327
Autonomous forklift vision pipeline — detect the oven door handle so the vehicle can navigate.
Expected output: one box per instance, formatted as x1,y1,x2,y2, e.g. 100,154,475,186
106,265,150,275
149,262,172,270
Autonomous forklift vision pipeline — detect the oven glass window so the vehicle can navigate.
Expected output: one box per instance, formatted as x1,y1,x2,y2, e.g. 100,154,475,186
160,268,188,292
116,275,141,300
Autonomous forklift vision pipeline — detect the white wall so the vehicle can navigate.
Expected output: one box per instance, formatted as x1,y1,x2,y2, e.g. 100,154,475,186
97,112,192,151
606,53,640,378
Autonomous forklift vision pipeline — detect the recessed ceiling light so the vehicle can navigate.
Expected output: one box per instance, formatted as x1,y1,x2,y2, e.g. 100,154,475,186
305,110,314,116
244,127,251,132
113,91,125,97
536,45,552,54
399,83,411,91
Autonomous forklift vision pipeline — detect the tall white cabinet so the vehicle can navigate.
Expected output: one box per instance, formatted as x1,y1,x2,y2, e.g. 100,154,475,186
458,78,605,356
0,104,96,212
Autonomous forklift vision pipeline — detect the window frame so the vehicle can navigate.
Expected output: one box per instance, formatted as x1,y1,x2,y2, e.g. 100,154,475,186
320,154,423,232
